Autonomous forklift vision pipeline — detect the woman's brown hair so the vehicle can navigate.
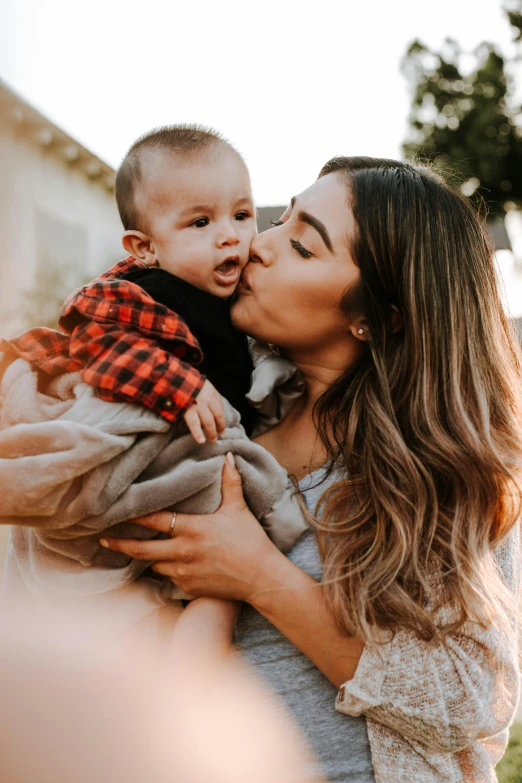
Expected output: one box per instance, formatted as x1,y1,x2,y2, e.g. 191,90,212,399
313,157,522,641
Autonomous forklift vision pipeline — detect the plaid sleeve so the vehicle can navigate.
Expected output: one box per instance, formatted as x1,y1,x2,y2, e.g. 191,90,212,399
3,328,80,376
69,321,205,423
59,277,203,364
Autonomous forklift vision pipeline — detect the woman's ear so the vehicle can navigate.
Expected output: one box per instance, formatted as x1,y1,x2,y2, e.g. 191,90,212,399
349,320,370,342
122,231,158,267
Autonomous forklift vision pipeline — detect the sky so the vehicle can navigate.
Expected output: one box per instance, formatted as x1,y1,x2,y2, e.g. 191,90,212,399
0,0,518,206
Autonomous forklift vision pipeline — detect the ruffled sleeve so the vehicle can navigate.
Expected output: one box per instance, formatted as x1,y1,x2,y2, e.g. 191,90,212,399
336,525,521,757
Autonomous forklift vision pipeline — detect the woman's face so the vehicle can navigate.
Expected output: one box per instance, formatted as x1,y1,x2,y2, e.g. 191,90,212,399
231,173,361,356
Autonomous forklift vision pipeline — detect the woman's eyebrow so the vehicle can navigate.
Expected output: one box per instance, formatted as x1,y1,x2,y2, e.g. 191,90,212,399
290,196,333,252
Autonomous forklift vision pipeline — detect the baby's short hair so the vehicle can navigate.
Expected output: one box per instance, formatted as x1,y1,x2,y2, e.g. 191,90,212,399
115,124,235,231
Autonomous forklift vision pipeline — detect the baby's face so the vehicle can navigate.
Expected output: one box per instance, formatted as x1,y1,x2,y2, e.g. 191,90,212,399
135,145,256,298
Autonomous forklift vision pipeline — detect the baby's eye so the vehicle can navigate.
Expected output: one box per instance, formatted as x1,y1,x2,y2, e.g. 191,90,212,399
191,217,209,228
234,211,251,221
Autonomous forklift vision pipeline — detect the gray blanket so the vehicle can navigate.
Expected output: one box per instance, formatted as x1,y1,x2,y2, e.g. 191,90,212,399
0,345,307,607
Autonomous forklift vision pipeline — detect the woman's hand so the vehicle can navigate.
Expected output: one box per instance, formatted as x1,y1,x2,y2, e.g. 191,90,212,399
100,454,285,602
101,453,364,686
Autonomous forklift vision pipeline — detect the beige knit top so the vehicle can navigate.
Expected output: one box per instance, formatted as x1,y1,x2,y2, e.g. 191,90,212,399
335,523,521,782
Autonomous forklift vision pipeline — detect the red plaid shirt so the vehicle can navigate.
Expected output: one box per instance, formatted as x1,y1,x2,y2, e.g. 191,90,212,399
3,257,206,423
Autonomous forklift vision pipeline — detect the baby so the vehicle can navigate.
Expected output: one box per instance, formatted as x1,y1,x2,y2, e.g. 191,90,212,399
0,126,306,657
62,125,257,442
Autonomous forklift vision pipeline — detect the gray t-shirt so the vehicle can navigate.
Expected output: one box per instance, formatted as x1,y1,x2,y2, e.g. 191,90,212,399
235,467,375,782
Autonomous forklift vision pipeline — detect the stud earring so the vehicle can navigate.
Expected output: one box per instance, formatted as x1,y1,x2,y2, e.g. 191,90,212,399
357,328,364,335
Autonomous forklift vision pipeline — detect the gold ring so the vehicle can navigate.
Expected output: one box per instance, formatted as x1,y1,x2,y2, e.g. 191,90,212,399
169,511,177,537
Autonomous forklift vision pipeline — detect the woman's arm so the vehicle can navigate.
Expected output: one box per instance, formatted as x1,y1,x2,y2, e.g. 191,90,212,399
252,530,520,752
260,529,520,752
246,551,365,686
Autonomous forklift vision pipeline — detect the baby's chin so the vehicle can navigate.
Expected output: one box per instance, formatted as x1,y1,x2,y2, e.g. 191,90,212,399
193,279,240,300
206,280,240,299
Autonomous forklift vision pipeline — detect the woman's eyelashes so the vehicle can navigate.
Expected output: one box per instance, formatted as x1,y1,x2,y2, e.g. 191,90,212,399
290,238,313,259
269,219,313,258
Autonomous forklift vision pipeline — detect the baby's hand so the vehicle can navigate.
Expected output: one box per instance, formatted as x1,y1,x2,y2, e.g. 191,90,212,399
183,380,226,444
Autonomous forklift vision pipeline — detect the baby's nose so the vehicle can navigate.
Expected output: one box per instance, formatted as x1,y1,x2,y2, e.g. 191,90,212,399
217,221,240,246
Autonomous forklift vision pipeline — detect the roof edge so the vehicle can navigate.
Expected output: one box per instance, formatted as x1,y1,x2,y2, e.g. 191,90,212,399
0,78,116,193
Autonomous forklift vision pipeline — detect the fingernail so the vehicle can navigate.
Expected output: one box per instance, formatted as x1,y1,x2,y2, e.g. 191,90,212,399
198,436,206,444
226,452,235,468
100,539,109,548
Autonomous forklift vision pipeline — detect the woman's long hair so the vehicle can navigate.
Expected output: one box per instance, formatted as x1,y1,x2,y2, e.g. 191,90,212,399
313,157,522,641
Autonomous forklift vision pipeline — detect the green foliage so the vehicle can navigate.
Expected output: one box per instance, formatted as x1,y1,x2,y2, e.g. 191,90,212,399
402,2,522,218
497,721,522,783
505,0,522,41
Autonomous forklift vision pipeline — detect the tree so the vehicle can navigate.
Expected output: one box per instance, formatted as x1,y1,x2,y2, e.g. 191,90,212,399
402,1,522,218
505,0,522,41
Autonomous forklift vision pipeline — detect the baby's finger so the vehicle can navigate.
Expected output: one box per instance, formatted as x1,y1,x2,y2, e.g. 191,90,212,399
183,406,206,444
209,396,226,434
197,404,218,443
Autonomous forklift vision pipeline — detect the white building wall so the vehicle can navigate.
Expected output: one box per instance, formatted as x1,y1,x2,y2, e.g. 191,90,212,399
0,106,123,338
0,91,124,577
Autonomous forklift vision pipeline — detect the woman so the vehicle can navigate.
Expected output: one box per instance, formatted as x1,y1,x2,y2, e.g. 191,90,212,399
102,157,522,782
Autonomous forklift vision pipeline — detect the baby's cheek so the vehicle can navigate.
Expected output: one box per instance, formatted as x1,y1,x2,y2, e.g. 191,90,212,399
245,228,258,251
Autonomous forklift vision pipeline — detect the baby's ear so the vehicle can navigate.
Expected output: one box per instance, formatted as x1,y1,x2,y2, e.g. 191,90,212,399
122,230,158,266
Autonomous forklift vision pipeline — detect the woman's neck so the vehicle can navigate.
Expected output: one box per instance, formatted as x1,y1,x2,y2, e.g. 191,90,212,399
297,364,340,410
285,340,360,408
254,352,350,480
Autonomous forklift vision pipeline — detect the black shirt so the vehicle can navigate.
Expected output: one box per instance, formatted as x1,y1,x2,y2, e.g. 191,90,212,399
122,267,255,436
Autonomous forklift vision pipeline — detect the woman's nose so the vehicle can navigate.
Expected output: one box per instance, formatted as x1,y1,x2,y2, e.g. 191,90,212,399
249,233,273,266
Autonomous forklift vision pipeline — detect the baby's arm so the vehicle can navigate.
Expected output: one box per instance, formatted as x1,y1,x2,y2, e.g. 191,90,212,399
60,274,226,443
168,597,241,673
69,321,225,443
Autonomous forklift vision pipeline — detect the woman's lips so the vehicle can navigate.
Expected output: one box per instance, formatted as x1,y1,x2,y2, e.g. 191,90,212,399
237,269,253,293
214,259,241,287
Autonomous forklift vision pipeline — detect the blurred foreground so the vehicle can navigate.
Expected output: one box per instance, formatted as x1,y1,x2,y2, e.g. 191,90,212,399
0,599,323,783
